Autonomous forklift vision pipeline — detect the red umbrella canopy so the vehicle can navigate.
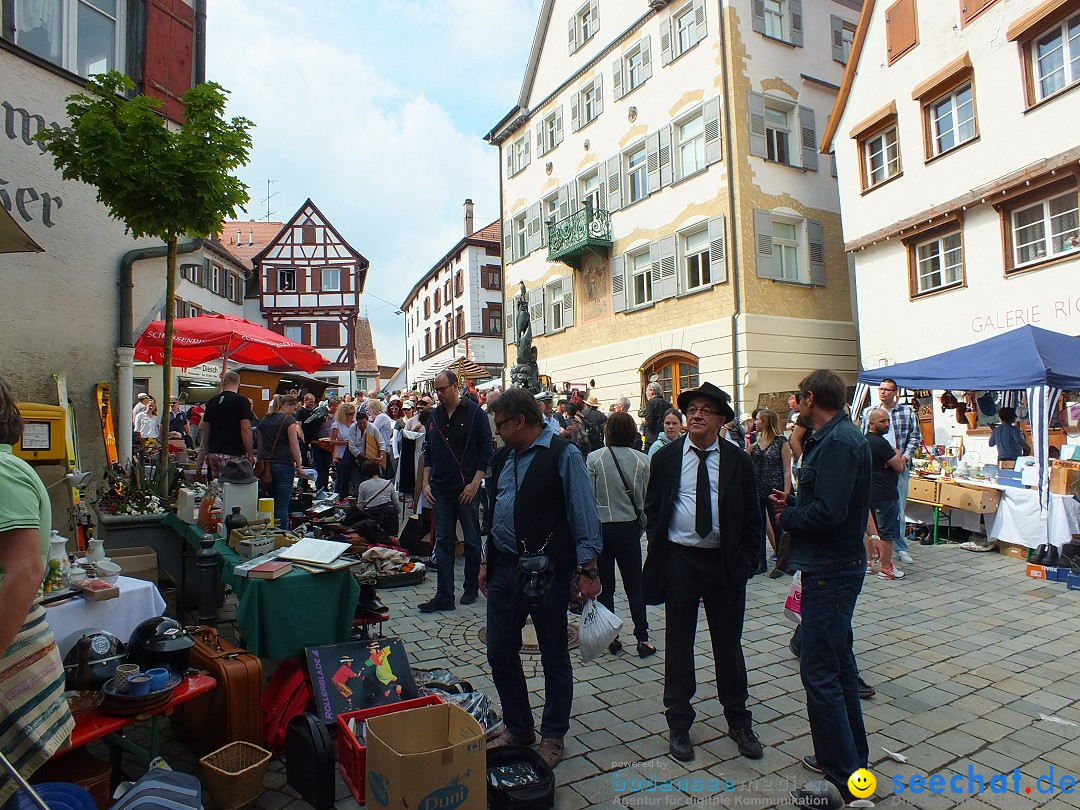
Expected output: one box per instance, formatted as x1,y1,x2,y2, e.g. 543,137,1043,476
134,313,326,373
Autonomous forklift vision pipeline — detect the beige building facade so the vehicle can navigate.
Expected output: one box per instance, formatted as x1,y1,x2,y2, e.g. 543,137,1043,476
487,0,861,412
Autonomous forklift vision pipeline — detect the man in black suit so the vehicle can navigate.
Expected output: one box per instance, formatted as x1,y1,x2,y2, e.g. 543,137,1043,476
642,382,763,763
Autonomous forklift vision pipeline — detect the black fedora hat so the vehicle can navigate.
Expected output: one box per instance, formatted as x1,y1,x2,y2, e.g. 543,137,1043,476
677,382,736,423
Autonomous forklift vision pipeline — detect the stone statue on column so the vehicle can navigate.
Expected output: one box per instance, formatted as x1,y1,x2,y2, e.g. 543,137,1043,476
510,281,540,393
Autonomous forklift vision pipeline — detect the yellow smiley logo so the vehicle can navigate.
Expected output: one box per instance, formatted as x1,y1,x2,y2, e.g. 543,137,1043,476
848,769,876,798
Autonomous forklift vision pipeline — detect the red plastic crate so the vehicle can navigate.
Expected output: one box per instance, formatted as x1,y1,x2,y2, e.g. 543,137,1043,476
336,695,444,803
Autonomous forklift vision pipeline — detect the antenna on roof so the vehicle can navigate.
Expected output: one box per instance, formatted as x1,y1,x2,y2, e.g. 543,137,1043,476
261,179,278,222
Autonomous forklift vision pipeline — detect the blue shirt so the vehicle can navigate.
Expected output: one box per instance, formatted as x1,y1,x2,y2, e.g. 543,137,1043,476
489,431,602,565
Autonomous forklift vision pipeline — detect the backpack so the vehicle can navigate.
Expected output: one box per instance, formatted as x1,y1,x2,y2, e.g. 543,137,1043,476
261,656,314,752
585,413,606,453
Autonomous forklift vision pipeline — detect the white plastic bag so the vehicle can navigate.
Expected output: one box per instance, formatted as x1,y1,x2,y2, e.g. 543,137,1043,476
578,599,624,662
783,571,802,625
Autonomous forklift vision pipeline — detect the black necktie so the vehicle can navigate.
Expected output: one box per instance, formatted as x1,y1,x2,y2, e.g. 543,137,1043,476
693,447,712,538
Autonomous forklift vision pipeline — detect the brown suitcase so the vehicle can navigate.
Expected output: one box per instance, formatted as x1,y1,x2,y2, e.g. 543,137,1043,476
172,625,263,755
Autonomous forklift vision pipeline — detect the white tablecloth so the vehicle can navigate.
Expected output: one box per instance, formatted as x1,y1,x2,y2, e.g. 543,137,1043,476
907,489,1080,550
42,575,166,648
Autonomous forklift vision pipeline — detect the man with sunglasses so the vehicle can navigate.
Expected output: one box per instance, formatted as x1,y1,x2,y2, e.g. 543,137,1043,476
770,369,872,809
418,370,493,612
642,382,763,763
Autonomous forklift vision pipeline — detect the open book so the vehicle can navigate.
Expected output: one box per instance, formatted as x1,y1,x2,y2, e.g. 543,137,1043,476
278,537,351,566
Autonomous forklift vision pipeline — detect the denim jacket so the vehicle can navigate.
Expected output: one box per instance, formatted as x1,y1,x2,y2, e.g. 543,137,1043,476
780,411,871,573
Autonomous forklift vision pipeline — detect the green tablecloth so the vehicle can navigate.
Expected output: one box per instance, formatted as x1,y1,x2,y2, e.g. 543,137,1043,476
165,513,359,659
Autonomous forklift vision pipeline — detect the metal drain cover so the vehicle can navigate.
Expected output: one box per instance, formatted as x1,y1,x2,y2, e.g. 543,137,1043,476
478,618,579,656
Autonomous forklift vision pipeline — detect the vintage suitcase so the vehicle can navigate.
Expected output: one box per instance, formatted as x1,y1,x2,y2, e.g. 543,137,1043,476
285,712,337,810
172,625,263,756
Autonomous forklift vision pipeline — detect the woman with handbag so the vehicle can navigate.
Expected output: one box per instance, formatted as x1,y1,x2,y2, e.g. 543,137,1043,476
256,394,306,529
750,409,792,577
585,412,654,657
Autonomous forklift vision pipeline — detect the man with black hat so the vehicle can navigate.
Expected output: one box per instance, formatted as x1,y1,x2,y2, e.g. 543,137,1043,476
642,381,763,763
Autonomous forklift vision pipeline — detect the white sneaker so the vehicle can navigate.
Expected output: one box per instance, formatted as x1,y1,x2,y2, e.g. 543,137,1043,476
897,550,914,564
878,565,905,580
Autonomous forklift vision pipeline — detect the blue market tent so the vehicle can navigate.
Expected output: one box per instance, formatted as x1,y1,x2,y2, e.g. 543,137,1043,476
853,325,1080,528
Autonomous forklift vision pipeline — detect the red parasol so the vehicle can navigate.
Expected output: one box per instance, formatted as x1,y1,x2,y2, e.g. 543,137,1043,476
134,313,326,373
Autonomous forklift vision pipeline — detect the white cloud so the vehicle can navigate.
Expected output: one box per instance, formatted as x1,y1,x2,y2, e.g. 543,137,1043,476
206,0,540,367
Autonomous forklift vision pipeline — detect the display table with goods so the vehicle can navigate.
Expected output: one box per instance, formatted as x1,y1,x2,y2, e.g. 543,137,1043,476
44,575,166,649
163,512,360,659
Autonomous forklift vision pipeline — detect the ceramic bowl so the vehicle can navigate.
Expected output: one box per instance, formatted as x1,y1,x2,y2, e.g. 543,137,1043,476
95,560,121,583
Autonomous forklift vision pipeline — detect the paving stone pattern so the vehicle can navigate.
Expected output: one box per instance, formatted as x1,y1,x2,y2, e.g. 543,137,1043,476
96,544,1080,809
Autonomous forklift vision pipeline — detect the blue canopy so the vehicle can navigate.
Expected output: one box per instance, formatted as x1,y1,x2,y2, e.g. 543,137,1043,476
858,326,1080,391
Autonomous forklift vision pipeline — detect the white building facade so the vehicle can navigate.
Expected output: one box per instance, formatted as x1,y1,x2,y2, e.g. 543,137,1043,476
824,0,1080,370
487,0,862,413
402,202,504,389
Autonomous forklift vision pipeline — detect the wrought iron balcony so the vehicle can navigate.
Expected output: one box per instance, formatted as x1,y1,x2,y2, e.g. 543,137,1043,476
546,205,613,265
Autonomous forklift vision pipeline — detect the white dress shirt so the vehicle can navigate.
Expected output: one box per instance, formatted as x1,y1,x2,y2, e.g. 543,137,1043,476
669,436,721,548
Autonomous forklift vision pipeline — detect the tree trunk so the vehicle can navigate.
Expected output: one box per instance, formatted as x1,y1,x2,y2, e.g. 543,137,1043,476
160,235,179,499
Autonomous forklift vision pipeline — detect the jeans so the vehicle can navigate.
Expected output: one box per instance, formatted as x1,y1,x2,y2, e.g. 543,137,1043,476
486,555,573,738
432,490,482,601
311,444,332,492
799,570,868,802
269,463,294,529
663,544,751,733
895,466,911,552
597,521,649,642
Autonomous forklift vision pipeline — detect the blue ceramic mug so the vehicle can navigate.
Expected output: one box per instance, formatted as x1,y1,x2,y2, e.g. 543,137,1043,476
146,668,170,690
127,674,152,696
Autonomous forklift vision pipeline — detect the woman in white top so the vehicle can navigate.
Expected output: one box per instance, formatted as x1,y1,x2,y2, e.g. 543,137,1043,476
586,411,654,658
330,402,356,499
367,399,395,481
135,400,160,440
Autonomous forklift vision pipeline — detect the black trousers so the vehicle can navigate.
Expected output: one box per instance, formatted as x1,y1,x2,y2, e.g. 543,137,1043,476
598,520,649,642
663,543,752,733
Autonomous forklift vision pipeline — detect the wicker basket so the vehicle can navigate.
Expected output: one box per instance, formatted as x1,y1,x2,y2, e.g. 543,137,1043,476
198,740,272,809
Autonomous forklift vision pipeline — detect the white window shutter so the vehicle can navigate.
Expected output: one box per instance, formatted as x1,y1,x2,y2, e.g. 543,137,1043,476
506,147,514,178
593,78,604,117
606,155,622,211
830,151,838,177
790,0,804,47
523,131,532,168
649,241,663,302
555,105,564,145
536,120,545,155
646,130,661,192
503,219,515,264
590,0,598,30
799,106,818,171
612,57,624,101
506,309,516,337
748,92,767,158
611,255,626,313
568,15,578,54
641,35,653,82
526,203,542,253
571,92,581,132
660,18,673,65
658,126,673,187
659,235,678,299
596,159,608,210
708,215,727,284
528,287,546,336
754,210,775,279
703,97,721,165
831,16,846,62
808,219,826,286
751,0,765,34
693,0,707,46
562,275,575,327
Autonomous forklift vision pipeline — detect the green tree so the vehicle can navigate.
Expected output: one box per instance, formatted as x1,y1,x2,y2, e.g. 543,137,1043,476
38,71,253,481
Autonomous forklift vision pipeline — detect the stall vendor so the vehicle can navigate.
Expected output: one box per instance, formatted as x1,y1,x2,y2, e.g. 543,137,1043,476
989,407,1030,463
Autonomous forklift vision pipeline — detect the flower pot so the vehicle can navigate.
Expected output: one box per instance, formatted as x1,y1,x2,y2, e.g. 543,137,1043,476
92,509,183,588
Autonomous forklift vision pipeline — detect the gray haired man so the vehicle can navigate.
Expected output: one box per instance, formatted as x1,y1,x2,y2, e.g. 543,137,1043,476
643,382,672,447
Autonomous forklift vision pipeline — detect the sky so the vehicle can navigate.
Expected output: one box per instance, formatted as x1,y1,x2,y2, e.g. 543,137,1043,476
206,0,544,368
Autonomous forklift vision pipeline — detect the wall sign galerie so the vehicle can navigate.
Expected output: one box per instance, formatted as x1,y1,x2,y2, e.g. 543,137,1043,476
2,98,67,229
969,296,1080,334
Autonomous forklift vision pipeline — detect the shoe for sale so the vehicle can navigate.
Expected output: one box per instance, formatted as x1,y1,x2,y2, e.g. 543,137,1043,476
858,677,876,699
896,550,914,564
729,726,763,760
878,565,905,580
418,597,456,613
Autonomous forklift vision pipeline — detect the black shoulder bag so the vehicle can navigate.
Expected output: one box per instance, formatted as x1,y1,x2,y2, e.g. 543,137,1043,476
608,448,645,527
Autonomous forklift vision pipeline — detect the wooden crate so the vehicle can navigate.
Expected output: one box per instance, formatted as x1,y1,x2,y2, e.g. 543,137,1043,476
939,482,1001,513
908,477,939,503
1049,460,1080,495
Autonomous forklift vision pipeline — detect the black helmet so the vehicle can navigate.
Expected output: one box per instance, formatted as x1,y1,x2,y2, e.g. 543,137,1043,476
59,629,127,689
126,617,194,673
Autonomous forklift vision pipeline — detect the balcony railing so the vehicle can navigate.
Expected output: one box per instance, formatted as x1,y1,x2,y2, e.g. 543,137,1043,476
546,205,613,265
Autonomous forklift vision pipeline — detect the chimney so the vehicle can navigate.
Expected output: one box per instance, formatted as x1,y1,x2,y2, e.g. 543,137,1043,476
248,229,254,246
463,198,474,237
236,228,241,245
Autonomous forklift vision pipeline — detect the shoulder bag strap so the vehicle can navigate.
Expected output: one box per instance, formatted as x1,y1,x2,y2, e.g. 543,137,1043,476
608,448,644,523
262,417,287,460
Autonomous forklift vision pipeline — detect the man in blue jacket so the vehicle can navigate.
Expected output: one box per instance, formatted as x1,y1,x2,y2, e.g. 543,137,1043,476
771,369,872,809
419,369,493,612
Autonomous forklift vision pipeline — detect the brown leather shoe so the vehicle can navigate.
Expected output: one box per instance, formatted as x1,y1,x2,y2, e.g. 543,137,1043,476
488,728,536,748
537,737,565,768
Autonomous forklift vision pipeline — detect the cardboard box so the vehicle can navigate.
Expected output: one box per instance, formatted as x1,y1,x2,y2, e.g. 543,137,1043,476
108,546,158,583
999,542,1029,561
365,703,485,810
908,477,939,503
1044,567,1064,582
940,482,1001,513
1049,460,1080,495
1066,571,1080,591
1026,564,1048,580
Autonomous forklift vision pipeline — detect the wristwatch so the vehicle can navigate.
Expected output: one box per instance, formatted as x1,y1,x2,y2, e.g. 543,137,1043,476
575,567,599,579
